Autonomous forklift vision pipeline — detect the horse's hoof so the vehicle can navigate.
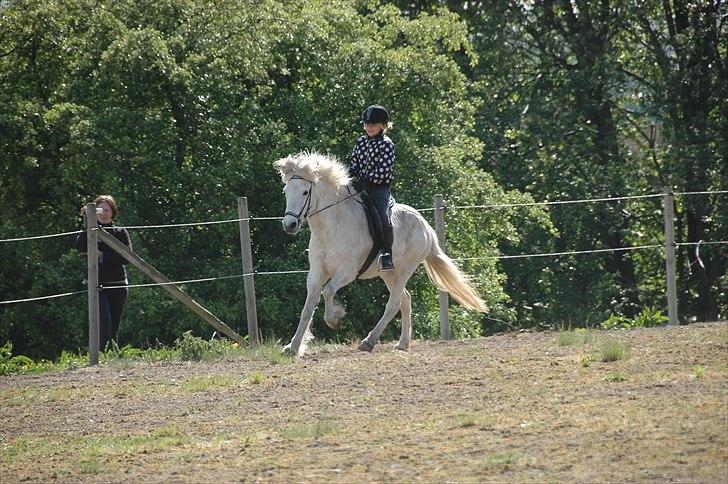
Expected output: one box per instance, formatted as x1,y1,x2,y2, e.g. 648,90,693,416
324,303,345,330
394,343,409,351
324,318,341,331
357,340,374,352
282,344,294,356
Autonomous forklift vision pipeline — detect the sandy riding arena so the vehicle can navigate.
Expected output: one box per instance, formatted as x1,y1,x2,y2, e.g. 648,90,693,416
1,322,726,482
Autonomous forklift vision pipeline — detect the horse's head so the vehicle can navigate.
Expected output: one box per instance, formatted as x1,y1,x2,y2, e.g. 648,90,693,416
274,152,351,235
281,174,315,235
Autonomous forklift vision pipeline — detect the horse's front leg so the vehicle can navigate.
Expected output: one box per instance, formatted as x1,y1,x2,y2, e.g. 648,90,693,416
322,268,357,330
283,268,326,357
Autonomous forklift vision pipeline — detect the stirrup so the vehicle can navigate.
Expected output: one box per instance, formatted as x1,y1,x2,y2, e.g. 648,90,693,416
379,253,394,272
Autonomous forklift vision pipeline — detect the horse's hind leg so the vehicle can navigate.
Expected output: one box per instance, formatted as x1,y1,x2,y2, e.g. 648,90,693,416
322,270,356,330
358,267,416,352
283,269,326,357
394,288,412,351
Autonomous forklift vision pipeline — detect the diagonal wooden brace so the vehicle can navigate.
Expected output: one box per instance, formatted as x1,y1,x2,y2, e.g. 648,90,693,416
96,229,246,345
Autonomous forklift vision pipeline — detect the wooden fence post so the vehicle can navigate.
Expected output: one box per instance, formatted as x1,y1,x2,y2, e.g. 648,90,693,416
85,202,100,365
434,194,450,339
237,197,260,346
663,187,679,325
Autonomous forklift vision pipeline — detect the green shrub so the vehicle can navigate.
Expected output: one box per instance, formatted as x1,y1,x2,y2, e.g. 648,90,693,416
175,331,214,361
0,341,40,375
173,331,241,361
601,314,633,330
601,307,668,330
631,306,669,328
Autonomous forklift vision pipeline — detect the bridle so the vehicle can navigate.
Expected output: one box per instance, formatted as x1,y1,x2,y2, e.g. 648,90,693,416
284,175,314,223
284,174,361,224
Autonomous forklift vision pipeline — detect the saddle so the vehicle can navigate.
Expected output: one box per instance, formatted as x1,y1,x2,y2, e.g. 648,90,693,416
356,190,395,277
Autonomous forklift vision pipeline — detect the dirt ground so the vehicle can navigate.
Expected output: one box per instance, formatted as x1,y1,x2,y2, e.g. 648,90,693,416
1,322,726,482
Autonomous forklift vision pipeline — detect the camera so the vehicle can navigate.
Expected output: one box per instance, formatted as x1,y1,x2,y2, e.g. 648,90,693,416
95,207,104,215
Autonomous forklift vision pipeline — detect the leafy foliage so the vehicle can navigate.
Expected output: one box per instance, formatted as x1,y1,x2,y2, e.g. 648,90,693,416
0,0,725,360
601,307,669,330
0,341,36,376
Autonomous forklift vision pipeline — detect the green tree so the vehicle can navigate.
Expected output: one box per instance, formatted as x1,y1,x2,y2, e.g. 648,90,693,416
627,0,727,320
1,0,549,358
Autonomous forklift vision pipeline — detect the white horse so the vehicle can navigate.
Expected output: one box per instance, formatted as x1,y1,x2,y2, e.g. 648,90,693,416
275,152,487,357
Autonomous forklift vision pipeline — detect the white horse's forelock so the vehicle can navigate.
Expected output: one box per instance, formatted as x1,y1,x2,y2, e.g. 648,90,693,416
275,151,351,187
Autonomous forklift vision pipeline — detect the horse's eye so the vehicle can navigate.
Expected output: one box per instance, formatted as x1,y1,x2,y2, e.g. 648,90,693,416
303,191,309,195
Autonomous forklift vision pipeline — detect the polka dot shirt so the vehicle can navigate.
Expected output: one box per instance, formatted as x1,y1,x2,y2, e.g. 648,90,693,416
350,133,395,186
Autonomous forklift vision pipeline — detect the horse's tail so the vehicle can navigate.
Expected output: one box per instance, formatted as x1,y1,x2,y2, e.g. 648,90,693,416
423,236,489,312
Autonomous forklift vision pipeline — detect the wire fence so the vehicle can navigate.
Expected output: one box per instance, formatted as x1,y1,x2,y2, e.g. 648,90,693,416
1,190,726,305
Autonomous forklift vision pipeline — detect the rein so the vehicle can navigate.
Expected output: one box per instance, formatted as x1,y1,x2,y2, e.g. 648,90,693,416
285,175,360,221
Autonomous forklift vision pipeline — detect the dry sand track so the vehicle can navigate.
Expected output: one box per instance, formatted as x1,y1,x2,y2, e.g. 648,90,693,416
1,322,726,482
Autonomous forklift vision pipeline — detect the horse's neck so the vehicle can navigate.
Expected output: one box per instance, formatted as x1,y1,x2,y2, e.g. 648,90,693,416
308,185,363,237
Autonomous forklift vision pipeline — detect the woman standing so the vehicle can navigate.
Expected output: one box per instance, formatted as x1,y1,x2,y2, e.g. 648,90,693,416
74,195,132,350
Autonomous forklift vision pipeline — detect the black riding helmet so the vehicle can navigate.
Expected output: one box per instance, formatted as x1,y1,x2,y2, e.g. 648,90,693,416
361,104,389,124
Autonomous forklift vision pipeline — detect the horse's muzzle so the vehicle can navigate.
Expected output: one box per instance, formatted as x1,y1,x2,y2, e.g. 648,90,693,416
282,216,300,235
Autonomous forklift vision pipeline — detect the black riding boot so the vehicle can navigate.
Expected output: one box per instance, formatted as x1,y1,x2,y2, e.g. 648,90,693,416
379,223,394,271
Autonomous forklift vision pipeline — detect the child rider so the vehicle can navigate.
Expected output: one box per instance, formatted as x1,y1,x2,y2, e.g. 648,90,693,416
348,104,396,271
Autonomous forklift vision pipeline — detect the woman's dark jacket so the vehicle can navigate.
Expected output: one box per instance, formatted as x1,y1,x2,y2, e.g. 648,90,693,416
74,222,132,284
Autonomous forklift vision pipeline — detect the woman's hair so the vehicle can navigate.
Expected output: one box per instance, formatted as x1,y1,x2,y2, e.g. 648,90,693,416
94,195,118,218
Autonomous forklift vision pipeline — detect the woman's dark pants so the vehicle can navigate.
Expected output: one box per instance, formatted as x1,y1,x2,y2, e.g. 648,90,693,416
99,285,128,350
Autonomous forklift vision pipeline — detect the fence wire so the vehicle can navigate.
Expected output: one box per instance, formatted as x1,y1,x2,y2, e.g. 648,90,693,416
0,289,86,305
6,240,726,305
448,193,663,211
455,244,664,262
676,240,728,246
1,190,726,305
0,230,82,243
4,189,725,240
675,190,728,196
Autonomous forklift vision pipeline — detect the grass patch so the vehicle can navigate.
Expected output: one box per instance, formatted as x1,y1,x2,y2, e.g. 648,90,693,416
482,452,519,468
250,342,294,365
249,370,265,384
555,332,578,346
448,412,490,429
181,375,240,392
2,427,193,466
78,459,102,474
597,339,631,362
0,334,294,377
692,366,705,379
1,386,98,407
280,420,337,440
555,329,595,347
80,427,192,457
604,373,626,382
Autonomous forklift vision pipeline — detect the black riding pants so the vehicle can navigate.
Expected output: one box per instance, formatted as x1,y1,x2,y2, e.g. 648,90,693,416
99,285,128,350
366,185,394,253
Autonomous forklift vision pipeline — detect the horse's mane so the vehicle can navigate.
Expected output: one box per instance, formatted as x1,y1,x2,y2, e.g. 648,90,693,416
274,151,351,187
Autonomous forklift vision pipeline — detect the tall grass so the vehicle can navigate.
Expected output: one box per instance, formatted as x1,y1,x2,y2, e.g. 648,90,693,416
597,339,631,362
0,334,292,376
